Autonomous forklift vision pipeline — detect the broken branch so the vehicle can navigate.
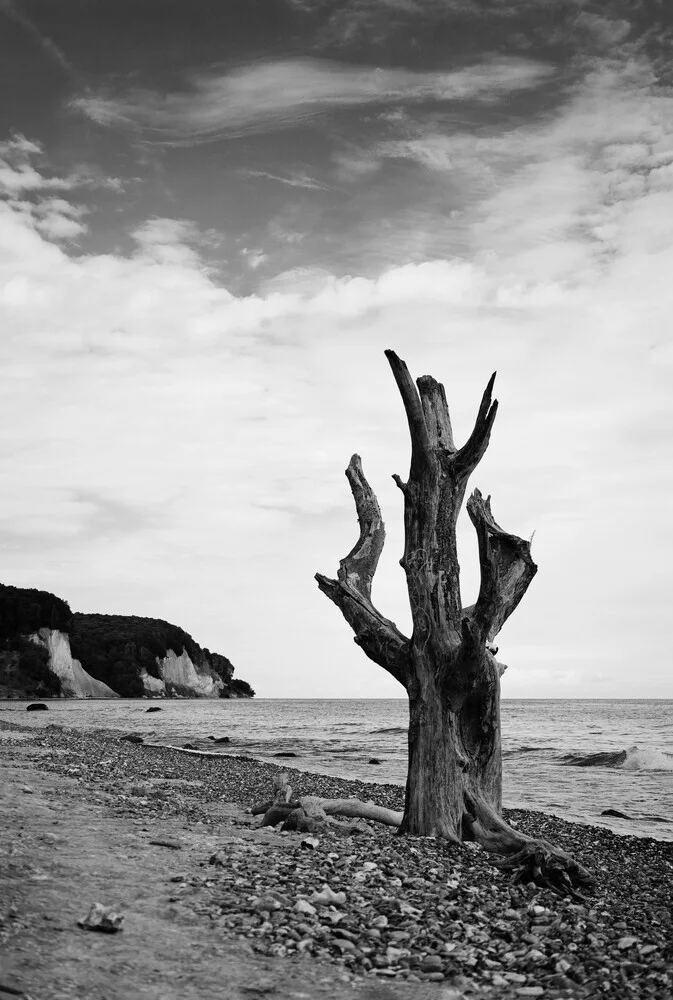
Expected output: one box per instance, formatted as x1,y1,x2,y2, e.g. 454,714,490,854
466,489,538,643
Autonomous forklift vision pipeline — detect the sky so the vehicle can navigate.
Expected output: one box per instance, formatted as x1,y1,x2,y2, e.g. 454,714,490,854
1,0,672,699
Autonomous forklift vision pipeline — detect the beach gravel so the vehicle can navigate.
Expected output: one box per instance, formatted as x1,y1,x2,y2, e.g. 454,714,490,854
2,719,672,999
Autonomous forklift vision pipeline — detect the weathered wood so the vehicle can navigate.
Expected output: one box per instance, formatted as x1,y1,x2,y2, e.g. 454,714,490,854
315,351,591,893
253,789,403,829
465,489,538,644
315,454,410,687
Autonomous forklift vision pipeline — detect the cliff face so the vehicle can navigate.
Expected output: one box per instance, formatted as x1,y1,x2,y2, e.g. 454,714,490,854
29,629,119,699
139,650,223,698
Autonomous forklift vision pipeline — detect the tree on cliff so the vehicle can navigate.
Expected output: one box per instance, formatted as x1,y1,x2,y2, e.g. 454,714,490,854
314,351,593,895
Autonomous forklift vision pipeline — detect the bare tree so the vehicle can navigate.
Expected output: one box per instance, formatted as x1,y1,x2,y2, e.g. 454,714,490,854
315,351,593,895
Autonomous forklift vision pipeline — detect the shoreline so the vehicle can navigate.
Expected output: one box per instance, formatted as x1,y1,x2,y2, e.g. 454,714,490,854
3,698,671,846
1,718,672,999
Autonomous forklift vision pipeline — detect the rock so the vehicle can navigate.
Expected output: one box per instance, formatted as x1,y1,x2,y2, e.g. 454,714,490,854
300,835,320,850
273,752,297,758
504,972,527,984
516,990,544,998
120,734,144,744
182,743,197,750
21,786,34,794
77,903,124,933
420,955,444,972
601,808,631,819
310,886,347,907
145,706,162,713
293,899,317,916
368,758,381,764
26,703,48,711
208,736,230,743
333,938,356,953
251,896,281,912
639,944,658,956
618,936,638,950
149,839,183,850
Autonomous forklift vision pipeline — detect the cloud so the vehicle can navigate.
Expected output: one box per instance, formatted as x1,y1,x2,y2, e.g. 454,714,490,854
33,197,88,240
0,0,78,77
0,135,80,194
0,134,123,197
243,169,330,191
71,56,552,142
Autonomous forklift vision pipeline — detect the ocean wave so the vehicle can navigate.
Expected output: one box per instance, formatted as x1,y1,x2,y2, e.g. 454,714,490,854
503,745,557,756
370,727,407,735
560,745,673,771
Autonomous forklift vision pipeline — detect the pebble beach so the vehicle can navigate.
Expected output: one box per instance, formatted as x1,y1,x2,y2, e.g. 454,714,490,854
1,718,672,1000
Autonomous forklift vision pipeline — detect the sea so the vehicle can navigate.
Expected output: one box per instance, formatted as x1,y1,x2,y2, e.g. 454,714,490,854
2,698,672,843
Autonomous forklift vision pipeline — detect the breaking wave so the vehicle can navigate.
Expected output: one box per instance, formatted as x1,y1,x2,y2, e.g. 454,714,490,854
370,726,407,735
560,745,673,771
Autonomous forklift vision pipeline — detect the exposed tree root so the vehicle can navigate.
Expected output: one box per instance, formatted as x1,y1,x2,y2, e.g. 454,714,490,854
491,840,595,899
463,793,596,899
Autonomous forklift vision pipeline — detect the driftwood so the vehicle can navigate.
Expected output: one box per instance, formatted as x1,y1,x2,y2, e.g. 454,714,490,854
253,777,402,832
253,796,403,830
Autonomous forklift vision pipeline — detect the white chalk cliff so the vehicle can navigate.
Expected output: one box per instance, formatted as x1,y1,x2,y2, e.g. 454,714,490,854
29,628,119,699
26,629,225,699
150,649,223,698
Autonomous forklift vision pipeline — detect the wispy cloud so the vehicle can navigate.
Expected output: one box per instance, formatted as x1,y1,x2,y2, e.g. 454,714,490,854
0,134,123,196
0,0,79,77
243,169,330,191
71,56,552,143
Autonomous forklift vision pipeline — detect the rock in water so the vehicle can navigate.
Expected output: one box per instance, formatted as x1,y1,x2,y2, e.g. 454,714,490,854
26,703,48,711
77,903,124,933
120,734,144,744
208,735,230,743
601,808,632,819
368,758,381,764
146,706,162,713
273,752,297,758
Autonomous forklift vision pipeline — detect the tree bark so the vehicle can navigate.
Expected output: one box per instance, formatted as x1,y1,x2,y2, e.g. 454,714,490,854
316,351,594,895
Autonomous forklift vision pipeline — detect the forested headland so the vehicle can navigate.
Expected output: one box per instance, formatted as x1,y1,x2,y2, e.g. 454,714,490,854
0,583,254,699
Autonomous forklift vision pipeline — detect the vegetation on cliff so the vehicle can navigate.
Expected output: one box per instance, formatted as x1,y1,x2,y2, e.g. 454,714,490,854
69,613,249,699
0,584,72,639
0,584,69,697
0,583,253,699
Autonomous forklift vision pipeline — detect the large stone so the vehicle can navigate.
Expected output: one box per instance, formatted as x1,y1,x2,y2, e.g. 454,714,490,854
77,903,124,933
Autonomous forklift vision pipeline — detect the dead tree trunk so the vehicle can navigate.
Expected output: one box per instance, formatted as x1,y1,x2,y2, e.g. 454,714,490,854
316,351,594,895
